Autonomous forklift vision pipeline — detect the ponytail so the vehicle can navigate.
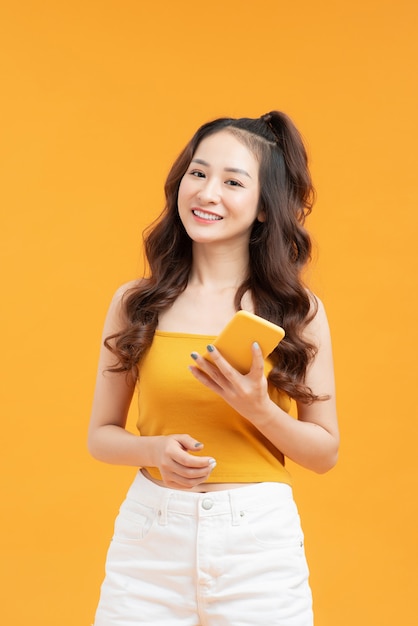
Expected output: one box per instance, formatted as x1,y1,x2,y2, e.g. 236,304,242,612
260,111,314,221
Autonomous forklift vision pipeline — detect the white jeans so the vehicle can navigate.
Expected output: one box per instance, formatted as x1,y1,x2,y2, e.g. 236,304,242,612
93,470,313,625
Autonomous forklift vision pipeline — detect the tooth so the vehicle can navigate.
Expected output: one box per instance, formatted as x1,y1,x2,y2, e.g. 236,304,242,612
194,210,221,220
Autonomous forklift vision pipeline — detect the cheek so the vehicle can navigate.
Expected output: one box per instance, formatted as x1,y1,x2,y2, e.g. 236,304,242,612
176,180,186,212
248,193,262,221
177,179,194,224
177,177,191,209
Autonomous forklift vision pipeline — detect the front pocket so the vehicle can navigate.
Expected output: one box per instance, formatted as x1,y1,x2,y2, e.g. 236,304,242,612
113,498,156,543
242,500,304,549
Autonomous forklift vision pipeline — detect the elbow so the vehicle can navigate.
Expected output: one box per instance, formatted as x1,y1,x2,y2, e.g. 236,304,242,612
87,438,96,460
87,429,101,461
314,451,339,474
313,442,339,474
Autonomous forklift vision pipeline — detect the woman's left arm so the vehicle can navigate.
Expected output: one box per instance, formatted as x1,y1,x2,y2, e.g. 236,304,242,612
189,298,339,474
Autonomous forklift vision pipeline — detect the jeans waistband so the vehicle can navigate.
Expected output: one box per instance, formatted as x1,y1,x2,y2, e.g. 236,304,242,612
126,470,293,525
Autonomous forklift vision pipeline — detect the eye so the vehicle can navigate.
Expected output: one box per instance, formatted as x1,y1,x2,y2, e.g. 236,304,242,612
189,169,205,178
225,179,243,187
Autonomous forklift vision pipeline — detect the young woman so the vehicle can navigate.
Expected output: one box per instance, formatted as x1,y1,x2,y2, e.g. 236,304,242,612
88,111,339,626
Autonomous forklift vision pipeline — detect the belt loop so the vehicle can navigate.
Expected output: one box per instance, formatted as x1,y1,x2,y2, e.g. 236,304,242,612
228,491,241,526
158,493,170,526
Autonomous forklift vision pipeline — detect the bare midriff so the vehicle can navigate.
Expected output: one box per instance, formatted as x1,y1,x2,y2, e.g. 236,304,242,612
141,469,252,492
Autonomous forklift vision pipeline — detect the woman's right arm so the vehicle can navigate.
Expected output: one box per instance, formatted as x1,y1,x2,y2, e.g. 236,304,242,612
87,283,216,487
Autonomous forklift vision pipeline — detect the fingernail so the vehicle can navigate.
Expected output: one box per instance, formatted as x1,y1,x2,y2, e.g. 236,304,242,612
253,341,260,350
190,352,199,360
207,344,215,353
208,458,217,466
194,442,203,448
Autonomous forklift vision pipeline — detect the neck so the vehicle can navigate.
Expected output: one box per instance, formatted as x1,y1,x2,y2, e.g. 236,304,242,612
189,242,249,288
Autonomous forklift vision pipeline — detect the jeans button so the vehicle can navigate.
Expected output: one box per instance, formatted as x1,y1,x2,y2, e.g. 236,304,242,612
201,498,214,510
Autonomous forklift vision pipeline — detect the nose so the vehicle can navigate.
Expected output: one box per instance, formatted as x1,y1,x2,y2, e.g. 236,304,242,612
197,178,221,204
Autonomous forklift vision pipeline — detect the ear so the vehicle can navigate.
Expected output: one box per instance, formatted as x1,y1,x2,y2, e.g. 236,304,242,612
256,210,266,223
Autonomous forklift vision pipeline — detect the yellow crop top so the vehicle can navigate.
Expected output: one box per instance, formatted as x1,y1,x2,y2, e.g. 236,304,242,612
137,331,293,486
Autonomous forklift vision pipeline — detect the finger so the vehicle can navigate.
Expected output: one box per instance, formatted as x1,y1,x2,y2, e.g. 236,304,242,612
175,433,205,452
249,341,266,377
188,363,225,394
189,349,227,390
165,470,214,489
194,346,237,382
174,458,217,477
175,452,217,470
172,436,217,469
166,460,217,488
190,350,223,377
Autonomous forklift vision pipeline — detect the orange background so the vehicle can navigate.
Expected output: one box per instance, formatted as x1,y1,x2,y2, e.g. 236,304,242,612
1,1,417,624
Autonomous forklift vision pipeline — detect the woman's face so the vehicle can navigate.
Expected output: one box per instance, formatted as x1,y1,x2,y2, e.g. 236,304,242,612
177,130,264,248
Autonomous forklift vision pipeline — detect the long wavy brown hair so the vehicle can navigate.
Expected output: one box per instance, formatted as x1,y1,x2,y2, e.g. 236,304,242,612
106,111,322,403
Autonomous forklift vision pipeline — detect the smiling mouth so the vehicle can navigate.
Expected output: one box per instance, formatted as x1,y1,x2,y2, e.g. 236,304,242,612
192,209,223,221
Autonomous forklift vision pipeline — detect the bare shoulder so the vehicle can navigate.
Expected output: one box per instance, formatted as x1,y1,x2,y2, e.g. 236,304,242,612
105,278,147,333
304,292,332,348
112,278,146,302
109,278,148,310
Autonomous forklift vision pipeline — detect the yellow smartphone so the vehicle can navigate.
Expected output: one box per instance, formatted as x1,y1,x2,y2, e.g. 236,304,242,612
204,310,285,374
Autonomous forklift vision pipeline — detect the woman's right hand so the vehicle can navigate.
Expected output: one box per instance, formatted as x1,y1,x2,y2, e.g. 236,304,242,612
151,434,216,489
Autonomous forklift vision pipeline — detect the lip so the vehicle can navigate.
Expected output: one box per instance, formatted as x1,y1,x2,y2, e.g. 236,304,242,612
191,208,223,222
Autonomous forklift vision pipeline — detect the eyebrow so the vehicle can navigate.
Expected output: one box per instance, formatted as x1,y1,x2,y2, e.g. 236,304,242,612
191,158,252,179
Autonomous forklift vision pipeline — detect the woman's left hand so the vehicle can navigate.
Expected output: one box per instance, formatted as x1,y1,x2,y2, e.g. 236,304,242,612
188,342,272,423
